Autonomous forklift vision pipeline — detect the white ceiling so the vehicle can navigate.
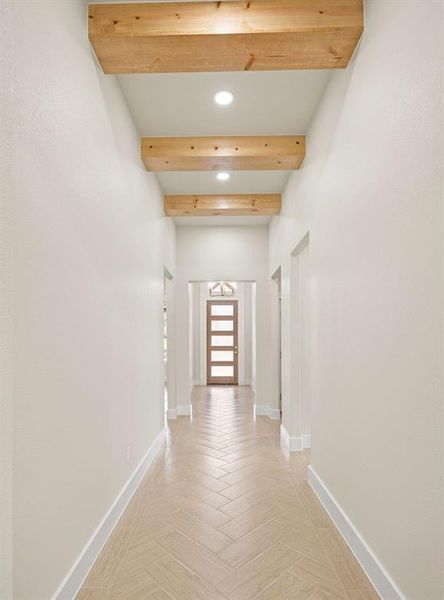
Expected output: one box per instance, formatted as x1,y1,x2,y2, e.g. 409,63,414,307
117,63,330,225
118,70,330,137
156,170,291,196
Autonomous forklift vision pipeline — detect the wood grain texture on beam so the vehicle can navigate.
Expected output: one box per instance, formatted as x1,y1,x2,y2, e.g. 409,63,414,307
142,136,305,171
164,194,281,216
88,1,364,74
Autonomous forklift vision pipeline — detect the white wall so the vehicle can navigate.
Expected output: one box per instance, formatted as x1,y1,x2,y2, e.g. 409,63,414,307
190,281,253,386
270,270,282,416
244,283,253,384
269,1,443,598
250,283,257,393
164,269,176,420
6,1,175,598
175,226,271,410
191,283,200,384
286,236,311,448
1,1,14,597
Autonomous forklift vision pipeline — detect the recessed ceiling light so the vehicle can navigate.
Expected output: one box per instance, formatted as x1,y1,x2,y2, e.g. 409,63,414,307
214,90,234,106
216,172,230,181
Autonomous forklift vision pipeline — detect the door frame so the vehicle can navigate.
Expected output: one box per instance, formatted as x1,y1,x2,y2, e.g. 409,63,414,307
290,232,311,449
206,300,239,385
163,266,176,421
271,267,282,417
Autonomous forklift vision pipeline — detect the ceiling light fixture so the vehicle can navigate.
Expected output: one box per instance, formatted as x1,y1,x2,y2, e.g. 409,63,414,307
214,90,234,106
216,172,230,181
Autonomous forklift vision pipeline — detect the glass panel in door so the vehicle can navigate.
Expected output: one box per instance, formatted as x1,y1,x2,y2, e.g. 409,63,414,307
207,300,238,385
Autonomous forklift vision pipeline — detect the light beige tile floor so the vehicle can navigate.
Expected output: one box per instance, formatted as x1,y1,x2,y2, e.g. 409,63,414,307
76,386,379,600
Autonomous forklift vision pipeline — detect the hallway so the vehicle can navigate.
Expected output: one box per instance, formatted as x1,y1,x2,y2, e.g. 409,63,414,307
78,387,378,600
3,1,443,598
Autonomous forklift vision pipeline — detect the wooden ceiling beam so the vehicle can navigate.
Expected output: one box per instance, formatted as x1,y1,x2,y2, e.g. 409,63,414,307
164,194,281,217
141,136,305,171
88,1,364,74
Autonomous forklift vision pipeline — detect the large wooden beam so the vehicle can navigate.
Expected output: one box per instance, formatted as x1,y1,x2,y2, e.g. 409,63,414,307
141,136,305,171
164,194,281,216
88,1,364,74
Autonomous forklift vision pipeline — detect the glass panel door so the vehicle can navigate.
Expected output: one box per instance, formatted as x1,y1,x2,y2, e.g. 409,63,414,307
207,300,238,385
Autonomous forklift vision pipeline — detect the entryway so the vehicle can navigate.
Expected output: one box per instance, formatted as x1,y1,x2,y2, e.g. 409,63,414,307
206,300,239,385
189,281,256,390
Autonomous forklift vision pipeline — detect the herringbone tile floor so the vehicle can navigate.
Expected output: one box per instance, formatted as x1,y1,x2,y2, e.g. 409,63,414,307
76,386,379,600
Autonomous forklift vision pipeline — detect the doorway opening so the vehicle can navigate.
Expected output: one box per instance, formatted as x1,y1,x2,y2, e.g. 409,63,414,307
189,281,256,390
207,300,239,385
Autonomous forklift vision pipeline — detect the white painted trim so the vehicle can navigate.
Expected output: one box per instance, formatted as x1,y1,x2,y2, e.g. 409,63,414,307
167,408,177,420
270,408,281,420
280,424,303,452
255,406,281,421
52,429,165,600
254,404,268,416
308,467,406,600
177,404,192,416
302,434,311,449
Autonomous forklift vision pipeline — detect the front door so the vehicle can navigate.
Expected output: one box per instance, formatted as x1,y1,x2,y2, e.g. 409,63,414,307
206,300,238,385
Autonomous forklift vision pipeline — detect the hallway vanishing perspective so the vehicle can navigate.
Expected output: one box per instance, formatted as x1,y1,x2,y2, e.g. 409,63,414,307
78,387,378,600
3,1,443,599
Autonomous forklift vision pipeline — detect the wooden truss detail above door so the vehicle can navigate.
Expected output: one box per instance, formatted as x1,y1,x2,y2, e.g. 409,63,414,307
141,136,305,172
88,1,364,74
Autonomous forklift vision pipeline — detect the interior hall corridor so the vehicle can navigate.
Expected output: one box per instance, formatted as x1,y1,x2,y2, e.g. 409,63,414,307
77,386,377,600
3,1,443,599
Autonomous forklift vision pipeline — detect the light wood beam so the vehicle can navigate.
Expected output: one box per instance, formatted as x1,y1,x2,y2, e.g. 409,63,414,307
88,1,364,74
141,136,305,171
164,194,281,217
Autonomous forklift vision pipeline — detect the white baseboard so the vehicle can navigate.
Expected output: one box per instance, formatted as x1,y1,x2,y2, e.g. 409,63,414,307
255,405,280,420
52,429,165,600
308,467,405,600
302,434,311,449
166,408,177,420
280,424,304,451
270,408,281,420
177,404,192,416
